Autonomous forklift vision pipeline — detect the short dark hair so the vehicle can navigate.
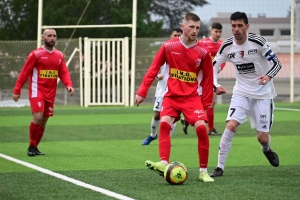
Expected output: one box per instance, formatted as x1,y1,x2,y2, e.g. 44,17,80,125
230,12,248,24
183,12,201,22
211,22,222,30
173,28,183,33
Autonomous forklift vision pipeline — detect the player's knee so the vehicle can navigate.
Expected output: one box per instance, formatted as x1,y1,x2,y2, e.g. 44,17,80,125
226,120,238,132
153,112,160,120
257,132,269,144
32,112,44,124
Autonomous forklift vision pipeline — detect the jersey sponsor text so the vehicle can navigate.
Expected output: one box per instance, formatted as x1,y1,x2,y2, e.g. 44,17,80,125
170,68,197,83
236,63,255,74
40,70,58,78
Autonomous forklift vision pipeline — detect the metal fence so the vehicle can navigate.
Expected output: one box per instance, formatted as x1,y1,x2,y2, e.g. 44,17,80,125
0,37,299,107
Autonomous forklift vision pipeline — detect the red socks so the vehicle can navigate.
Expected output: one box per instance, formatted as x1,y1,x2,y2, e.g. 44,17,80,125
35,126,45,147
29,122,45,147
159,122,172,162
206,107,214,131
158,122,210,168
29,122,40,147
196,125,209,168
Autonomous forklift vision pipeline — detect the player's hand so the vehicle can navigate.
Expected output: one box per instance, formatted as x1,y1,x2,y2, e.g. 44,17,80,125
135,94,144,107
67,86,74,96
12,93,20,102
157,74,164,80
215,86,226,95
257,75,270,85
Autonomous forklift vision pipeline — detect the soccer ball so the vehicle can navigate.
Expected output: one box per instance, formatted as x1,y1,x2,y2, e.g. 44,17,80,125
164,161,188,185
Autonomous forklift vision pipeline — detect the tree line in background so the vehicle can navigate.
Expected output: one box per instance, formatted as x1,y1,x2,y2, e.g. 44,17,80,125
0,0,209,40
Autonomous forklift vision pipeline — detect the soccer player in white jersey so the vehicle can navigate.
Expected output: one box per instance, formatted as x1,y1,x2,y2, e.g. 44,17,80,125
142,28,183,145
210,12,282,177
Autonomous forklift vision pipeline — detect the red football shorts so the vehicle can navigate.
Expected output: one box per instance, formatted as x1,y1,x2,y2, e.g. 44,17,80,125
160,95,207,126
30,97,54,117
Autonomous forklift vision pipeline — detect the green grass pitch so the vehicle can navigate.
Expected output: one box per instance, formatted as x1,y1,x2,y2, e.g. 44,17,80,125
0,102,300,200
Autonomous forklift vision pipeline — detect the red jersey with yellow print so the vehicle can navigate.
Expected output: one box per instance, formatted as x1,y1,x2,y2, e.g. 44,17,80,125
137,37,213,109
200,37,225,69
13,46,73,103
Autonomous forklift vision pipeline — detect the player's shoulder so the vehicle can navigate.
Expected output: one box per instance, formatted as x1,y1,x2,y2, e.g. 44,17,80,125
163,37,179,45
197,40,210,51
53,48,64,57
163,37,180,49
200,37,210,43
31,47,45,58
218,37,234,54
247,33,267,46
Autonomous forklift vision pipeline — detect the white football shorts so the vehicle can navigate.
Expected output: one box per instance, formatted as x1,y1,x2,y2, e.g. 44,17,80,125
153,97,163,112
226,94,274,132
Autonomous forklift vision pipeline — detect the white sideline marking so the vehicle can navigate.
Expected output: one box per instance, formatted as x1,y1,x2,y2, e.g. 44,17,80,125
0,153,135,200
275,107,300,112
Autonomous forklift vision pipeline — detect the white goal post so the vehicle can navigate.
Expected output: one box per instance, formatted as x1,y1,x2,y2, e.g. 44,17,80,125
36,0,137,106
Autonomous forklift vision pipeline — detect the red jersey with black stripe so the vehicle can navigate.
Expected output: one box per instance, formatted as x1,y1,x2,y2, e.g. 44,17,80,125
137,37,213,109
13,46,73,103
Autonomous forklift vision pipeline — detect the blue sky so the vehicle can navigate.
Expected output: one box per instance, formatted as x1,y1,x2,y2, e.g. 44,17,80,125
193,0,291,22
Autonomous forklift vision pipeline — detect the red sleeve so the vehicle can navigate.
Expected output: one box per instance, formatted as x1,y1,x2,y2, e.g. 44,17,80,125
13,52,36,95
200,51,214,109
58,55,73,89
136,45,166,98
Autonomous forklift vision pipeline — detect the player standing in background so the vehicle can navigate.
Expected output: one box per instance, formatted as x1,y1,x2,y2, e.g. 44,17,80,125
142,28,183,145
181,22,225,135
210,12,282,177
136,13,215,182
12,29,74,156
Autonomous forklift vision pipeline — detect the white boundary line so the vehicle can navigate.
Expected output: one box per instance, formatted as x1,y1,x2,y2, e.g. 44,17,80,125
275,107,300,112
0,153,135,200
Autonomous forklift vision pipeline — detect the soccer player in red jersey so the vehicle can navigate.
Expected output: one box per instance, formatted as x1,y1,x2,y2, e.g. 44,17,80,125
181,22,225,135
201,22,225,135
12,29,74,156
135,13,215,182
141,28,183,145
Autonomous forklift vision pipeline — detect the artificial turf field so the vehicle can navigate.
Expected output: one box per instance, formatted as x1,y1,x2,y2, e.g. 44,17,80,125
0,102,299,200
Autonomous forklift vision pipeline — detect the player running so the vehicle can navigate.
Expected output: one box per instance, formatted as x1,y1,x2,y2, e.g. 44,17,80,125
210,12,282,177
142,28,183,145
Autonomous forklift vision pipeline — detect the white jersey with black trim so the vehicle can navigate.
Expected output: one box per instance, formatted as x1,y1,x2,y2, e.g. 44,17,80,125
213,33,282,99
155,63,170,97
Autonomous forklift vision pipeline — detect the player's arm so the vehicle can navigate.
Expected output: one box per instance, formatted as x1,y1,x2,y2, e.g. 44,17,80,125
156,73,164,80
58,55,74,96
13,52,37,98
200,51,214,110
218,62,226,73
263,42,282,78
136,45,166,99
213,48,229,94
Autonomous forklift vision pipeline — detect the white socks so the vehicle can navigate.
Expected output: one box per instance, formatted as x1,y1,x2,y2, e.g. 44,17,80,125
150,118,177,138
217,128,235,170
161,160,168,166
261,135,271,152
170,123,177,137
199,168,207,173
150,118,160,137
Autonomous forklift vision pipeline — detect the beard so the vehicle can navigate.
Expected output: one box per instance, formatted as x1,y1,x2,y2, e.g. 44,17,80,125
44,40,56,48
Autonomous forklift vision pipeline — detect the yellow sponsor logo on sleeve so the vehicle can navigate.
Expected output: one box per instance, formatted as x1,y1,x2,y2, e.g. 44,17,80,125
40,70,58,79
170,68,197,83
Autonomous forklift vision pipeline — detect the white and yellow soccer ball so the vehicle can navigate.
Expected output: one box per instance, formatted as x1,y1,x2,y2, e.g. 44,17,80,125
164,161,188,185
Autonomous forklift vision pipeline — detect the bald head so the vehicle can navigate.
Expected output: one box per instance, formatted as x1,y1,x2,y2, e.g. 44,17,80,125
42,29,57,50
